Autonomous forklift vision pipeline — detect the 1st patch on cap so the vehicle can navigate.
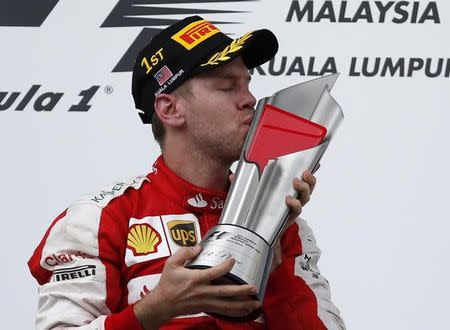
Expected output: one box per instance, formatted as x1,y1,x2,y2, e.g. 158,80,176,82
141,48,164,75
171,19,219,50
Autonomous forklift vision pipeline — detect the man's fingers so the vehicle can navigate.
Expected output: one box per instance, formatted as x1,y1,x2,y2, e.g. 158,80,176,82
204,298,261,318
286,195,302,218
302,170,317,194
201,283,257,298
199,258,235,282
166,245,202,267
229,173,236,183
293,177,311,206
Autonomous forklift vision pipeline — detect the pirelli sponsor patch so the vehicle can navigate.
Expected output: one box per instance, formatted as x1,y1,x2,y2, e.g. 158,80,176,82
53,265,96,282
171,19,219,50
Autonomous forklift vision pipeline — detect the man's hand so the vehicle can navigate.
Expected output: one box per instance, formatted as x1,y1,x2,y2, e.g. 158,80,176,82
285,169,317,228
272,169,317,270
134,245,261,329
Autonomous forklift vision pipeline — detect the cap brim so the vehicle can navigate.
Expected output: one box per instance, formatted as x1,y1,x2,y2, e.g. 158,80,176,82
193,29,278,75
240,29,279,69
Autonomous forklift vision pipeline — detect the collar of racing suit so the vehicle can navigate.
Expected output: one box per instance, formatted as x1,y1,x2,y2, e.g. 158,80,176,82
148,155,228,214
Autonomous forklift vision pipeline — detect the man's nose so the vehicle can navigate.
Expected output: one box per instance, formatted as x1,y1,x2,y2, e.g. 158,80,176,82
240,88,257,110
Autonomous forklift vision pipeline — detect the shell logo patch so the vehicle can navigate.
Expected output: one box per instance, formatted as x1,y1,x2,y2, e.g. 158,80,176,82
127,224,161,256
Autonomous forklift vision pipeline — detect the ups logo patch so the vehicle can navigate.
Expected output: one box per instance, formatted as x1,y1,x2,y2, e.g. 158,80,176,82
168,220,197,247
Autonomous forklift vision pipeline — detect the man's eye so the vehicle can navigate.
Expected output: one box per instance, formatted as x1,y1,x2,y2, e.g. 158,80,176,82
219,87,233,91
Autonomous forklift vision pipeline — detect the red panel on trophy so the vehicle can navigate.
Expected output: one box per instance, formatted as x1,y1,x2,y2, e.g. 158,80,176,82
246,104,327,171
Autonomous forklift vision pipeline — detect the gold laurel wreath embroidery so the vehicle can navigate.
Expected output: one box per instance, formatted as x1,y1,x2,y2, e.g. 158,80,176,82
200,32,253,66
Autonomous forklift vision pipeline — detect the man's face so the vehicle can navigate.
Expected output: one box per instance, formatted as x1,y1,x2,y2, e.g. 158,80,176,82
179,57,257,164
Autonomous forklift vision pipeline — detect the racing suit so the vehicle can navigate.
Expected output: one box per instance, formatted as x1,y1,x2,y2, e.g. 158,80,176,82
28,156,345,329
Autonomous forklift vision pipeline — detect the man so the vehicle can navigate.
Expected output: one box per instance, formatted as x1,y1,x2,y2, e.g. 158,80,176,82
28,16,345,329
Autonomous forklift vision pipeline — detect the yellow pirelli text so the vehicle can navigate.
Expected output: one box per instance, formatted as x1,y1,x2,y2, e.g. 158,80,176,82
141,48,164,74
171,20,219,50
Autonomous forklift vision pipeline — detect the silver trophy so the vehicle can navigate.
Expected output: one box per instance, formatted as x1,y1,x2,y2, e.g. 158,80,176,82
187,73,343,320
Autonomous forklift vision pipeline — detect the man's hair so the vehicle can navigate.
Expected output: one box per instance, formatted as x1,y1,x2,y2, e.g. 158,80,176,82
151,81,193,147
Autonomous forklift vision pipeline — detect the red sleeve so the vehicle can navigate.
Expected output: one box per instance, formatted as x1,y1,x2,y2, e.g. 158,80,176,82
263,219,345,330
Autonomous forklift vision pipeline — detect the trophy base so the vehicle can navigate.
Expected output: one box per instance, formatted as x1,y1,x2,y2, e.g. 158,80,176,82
186,224,273,322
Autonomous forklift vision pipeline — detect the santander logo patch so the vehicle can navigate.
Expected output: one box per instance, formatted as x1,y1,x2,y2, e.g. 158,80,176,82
187,193,208,208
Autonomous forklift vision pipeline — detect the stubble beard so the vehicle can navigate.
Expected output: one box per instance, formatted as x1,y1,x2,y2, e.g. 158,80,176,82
194,131,244,166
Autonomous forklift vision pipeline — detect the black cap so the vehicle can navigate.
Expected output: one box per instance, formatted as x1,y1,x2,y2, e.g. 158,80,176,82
132,16,279,124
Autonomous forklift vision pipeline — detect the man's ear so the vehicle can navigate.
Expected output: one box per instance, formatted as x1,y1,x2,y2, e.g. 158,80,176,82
154,93,185,127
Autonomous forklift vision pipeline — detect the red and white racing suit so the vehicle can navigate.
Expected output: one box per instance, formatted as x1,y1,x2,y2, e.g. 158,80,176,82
28,156,345,329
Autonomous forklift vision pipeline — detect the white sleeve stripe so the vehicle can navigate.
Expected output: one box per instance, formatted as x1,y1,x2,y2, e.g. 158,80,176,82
37,204,111,329
294,218,346,330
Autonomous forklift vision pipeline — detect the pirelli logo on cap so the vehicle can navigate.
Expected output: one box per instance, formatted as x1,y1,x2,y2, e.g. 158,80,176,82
171,19,219,50
168,220,197,246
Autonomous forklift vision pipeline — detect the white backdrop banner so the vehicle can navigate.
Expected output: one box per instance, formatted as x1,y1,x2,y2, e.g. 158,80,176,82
1,1,449,329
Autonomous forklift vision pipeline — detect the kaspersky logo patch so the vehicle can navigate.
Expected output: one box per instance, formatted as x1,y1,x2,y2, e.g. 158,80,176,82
127,223,161,256
168,220,197,247
187,193,208,208
171,19,219,50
